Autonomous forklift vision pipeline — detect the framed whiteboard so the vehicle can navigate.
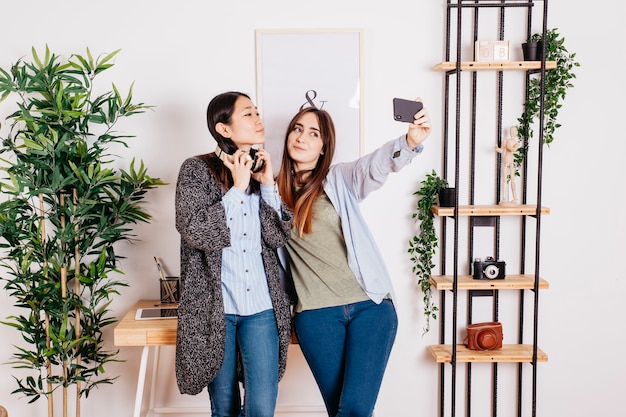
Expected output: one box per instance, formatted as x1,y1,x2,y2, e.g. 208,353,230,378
255,29,363,171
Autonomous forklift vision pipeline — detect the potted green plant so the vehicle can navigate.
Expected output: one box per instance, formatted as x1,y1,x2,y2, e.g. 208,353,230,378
408,170,449,334
514,28,580,168
0,46,165,417
521,37,541,61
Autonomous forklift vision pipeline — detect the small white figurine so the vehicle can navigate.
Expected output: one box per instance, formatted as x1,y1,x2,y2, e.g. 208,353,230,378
495,126,521,204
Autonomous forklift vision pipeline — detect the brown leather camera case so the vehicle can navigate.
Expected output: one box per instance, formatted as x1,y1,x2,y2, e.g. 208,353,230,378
466,321,503,351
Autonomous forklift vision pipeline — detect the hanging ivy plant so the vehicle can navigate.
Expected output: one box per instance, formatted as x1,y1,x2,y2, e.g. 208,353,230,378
514,28,580,168
408,170,448,334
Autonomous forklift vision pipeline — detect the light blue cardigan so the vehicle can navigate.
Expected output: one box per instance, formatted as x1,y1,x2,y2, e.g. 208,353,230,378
322,134,424,303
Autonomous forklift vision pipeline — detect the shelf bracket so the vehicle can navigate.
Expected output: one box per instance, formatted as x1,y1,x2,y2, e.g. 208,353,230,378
469,289,495,298
471,216,496,227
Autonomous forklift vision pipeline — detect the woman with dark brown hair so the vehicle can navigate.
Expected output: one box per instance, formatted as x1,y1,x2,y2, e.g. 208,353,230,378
276,100,431,417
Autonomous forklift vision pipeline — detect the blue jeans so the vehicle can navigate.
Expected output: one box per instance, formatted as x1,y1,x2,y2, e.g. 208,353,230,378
208,309,279,417
294,299,398,417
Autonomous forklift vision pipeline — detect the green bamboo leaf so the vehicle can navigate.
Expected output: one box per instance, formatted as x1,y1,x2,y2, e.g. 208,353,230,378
86,47,95,70
43,44,51,66
24,138,44,151
74,54,91,74
111,82,123,107
31,46,44,70
0,62,13,79
95,49,121,75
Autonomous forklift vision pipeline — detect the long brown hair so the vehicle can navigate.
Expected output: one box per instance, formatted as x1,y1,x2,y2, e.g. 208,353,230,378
277,107,336,236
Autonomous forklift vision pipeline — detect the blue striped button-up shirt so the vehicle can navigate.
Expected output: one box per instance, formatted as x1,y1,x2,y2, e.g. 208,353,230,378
220,183,280,315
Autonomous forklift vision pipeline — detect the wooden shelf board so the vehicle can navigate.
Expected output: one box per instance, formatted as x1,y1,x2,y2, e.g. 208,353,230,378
432,204,549,217
430,274,549,290
428,344,548,363
434,61,557,71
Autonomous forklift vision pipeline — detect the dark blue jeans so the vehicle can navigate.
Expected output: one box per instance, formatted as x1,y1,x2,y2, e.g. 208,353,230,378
208,309,279,417
294,299,398,417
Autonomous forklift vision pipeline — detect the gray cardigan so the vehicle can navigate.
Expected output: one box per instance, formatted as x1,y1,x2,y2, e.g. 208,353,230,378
174,155,293,395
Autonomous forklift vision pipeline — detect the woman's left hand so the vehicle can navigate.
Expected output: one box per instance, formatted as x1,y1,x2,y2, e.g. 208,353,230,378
406,98,432,149
251,148,275,186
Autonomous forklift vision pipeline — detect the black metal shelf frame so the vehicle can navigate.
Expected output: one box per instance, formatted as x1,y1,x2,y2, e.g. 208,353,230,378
437,1,549,417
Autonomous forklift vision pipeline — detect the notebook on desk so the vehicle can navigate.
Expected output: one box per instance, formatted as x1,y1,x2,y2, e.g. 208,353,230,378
135,307,178,320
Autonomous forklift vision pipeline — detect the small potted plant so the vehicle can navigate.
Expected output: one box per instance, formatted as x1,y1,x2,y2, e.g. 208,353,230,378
408,170,450,334
521,33,542,61
438,186,456,207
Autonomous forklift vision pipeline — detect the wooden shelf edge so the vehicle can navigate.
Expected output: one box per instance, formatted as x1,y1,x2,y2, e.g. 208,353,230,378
430,274,549,290
428,344,548,363
432,204,549,217
434,61,557,71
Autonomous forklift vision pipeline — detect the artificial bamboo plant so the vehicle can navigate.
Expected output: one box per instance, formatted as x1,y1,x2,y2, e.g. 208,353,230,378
0,46,164,417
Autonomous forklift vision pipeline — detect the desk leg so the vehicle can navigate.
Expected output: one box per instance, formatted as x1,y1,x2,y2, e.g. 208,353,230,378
148,345,161,412
133,345,150,417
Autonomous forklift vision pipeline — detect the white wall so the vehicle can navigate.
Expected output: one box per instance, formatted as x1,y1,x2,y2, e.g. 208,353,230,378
0,1,624,416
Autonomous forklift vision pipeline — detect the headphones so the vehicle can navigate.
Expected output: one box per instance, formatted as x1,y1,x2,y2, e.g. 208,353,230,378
215,145,265,173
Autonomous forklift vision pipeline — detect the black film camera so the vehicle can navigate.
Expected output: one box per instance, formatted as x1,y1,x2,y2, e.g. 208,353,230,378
215,145,265,173
473,256,506,280
247,148,265,173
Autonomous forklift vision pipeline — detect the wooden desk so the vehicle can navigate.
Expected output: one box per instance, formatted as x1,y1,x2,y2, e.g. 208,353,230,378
115,299,178,346
114,300,187,417
115,300,321,416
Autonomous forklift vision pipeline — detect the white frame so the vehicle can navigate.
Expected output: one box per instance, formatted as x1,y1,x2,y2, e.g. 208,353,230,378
255,28,363,169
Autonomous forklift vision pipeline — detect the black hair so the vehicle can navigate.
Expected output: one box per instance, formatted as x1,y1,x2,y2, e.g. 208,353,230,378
206,91,251,154
203,91,258,192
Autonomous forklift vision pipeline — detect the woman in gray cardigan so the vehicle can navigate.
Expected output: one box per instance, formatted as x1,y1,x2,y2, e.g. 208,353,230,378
174,91,293,417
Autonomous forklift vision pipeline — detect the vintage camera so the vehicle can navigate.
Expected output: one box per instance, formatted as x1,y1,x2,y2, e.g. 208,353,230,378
215,145,265,173
473,256,505,280
466,322,503,351
247,147,265,173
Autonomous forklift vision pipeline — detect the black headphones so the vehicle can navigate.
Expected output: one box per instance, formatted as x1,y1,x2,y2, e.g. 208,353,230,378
215,146,265,173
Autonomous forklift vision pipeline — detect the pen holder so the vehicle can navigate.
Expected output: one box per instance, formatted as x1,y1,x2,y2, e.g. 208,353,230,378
160,277,180,304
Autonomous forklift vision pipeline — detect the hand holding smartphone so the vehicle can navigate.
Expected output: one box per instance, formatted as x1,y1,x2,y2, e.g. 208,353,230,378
393,98,423,123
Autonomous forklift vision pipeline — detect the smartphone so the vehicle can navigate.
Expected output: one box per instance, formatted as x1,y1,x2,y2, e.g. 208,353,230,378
393,98,423,123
